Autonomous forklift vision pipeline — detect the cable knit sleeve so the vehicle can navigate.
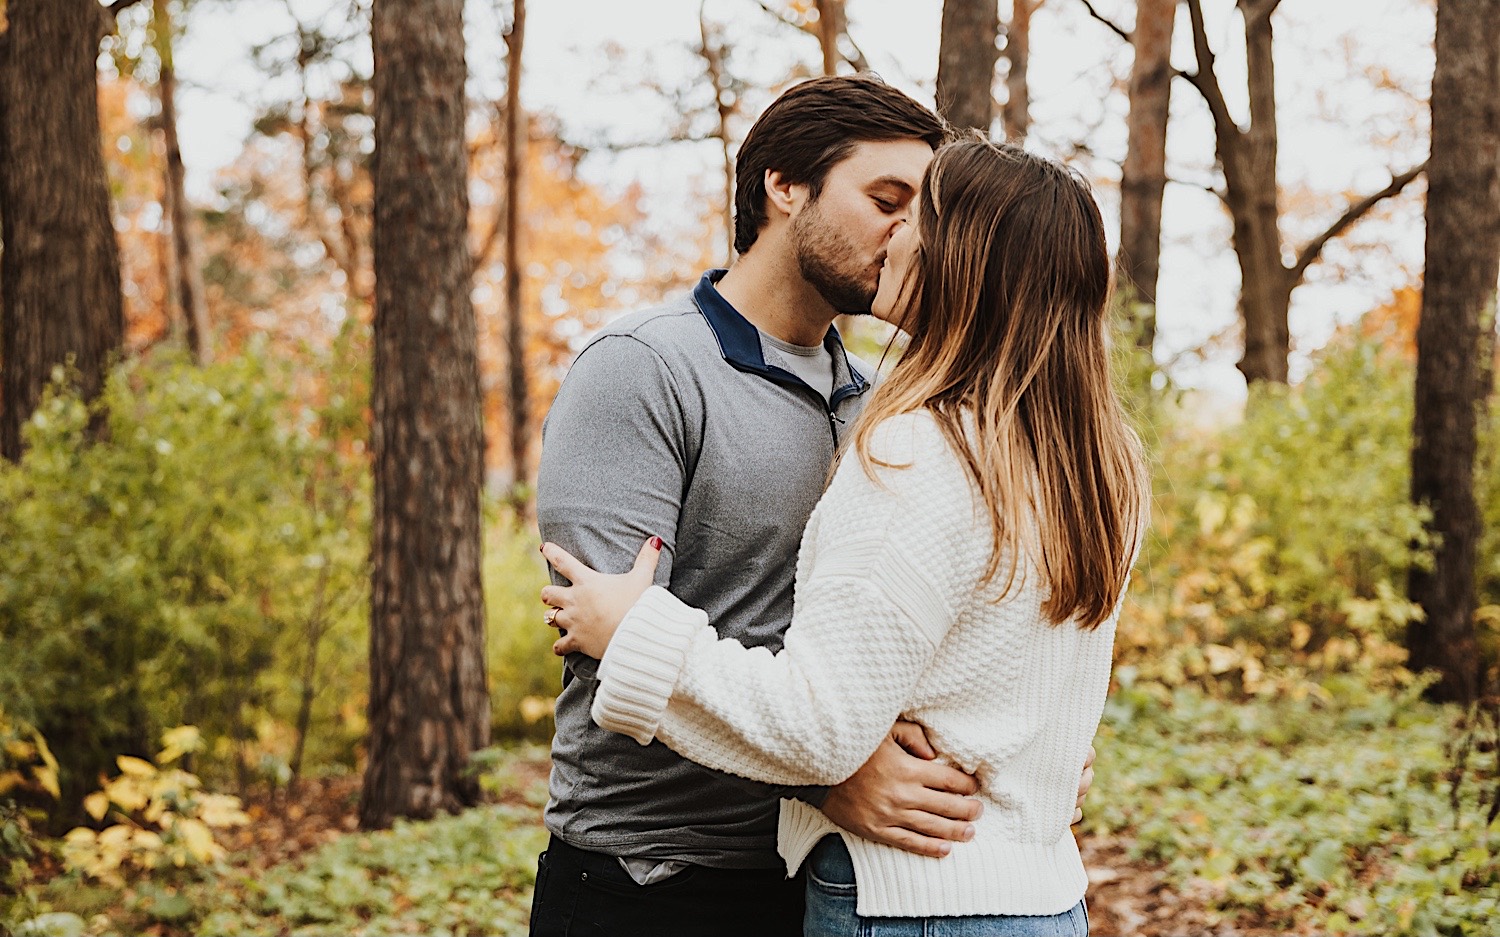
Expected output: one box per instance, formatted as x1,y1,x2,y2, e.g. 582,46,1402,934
591,412,983,786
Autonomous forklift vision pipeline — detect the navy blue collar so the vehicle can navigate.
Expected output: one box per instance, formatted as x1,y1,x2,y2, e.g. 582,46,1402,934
692,269,870,404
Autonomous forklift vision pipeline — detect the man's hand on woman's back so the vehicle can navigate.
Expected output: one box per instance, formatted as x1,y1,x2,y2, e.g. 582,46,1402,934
819,721,982,859
821,723,1098,858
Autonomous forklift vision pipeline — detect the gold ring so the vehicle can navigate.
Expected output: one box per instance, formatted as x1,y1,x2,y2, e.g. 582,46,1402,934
545,606,561,627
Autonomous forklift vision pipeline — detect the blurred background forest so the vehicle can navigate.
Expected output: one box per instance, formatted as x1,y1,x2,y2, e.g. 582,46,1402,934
0,0,1497,934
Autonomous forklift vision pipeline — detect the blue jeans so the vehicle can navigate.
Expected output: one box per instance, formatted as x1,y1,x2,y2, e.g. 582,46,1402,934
803,837,1089,937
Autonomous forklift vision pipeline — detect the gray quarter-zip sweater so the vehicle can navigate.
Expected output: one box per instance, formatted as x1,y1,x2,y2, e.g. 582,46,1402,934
535,269,874,868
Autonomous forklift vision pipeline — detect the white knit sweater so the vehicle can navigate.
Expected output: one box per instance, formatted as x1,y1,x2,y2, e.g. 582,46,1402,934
590,411,1125,917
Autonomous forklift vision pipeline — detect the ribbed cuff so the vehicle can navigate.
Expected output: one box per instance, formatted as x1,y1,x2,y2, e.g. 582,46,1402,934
591,586,708,745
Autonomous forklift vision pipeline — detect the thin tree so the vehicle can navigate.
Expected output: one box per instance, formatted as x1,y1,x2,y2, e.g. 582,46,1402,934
278,9,374,310
750,0,872,72
813,0,847,75
937,0,1001,132
1001,0,1043,142
1179,0,1425,384
0,0,126,461
152,0,212,364
502,0,529,505
1408,0,1500,705
1116,0,1176,351
698,6,736,262
361,0,490,828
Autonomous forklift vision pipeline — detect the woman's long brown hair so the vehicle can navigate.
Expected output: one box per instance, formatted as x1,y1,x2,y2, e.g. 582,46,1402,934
851,138,1147,630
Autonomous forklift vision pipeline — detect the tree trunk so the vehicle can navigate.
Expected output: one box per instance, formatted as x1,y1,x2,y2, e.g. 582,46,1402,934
361,0,490,829
1,32,7,397
0,0,125,461
1408,0,1500,705
1182,0,1425,386
1235,0,1287,384
503,0,530,506
937,0,1001,132
1117,0,1175,350
153,0,212,365
698,11,735,263
813,0,845,76
1001,0,1036,142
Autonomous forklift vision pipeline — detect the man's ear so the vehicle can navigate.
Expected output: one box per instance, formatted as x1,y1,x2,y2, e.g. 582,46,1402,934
764,169,808,220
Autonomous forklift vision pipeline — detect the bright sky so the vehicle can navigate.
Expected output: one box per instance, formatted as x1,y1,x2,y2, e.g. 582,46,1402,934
165,0,1436,399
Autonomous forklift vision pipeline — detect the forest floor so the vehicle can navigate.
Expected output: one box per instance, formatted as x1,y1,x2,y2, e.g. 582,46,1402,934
13,755,1255,937
14,690,1496,936
77,755,1272,937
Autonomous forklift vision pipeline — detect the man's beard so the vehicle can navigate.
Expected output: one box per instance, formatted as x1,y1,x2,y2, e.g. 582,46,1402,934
792,201,878,315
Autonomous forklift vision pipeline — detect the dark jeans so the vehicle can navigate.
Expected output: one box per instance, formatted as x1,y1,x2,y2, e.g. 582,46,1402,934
529,834,805,937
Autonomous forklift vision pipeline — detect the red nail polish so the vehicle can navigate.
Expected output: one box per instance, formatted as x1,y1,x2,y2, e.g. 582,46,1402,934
650,536,663,550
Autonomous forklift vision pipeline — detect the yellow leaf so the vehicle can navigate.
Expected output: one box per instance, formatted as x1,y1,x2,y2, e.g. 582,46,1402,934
177,817,220,864
151,773,185,803
157,726,202,765
132,828,164,852
64,827,98,845
84,791,111,822
0,771,22,797
197,794,250,828
32,729,59,775
109,778,149,814
5,739,34,760
116,755,155,778
98,824,133,849
34,764,59,800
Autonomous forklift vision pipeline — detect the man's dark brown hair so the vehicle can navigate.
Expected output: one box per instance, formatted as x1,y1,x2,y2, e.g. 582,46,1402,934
733,75,946,255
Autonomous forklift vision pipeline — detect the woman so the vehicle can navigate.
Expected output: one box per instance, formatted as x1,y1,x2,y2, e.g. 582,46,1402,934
539,139,1148,936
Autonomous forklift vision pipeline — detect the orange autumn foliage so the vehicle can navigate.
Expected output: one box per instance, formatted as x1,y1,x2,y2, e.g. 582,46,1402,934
1358,285,1421,359
98,72,709,478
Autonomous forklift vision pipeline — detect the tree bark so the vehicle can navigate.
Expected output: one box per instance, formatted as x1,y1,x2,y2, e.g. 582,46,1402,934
153,0,211,365
1408,0,1500,705
1117,0,1175,350
937,0,1001,132
698,9,736,263
0,0,126,461
1,32,7,396
361,0,490,829
503,0,530,505
1235,0,1288,384
1001,0,1036,142
813,0,845,76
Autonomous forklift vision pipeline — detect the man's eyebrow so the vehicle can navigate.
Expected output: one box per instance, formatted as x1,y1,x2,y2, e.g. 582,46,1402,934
865,176,917,194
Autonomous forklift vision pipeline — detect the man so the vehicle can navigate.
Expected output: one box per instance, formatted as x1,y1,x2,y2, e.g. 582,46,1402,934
531,76,1086,937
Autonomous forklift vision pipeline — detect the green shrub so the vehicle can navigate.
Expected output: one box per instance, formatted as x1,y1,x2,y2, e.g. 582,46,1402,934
484,515,563,742
0,336,368,807
1119,329,1431,694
